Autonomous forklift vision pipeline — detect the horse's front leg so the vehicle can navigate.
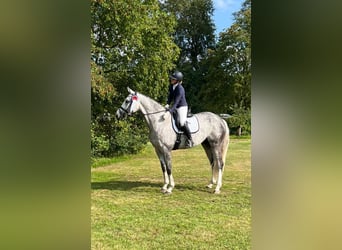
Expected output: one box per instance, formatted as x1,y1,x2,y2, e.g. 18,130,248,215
164,151,174,194
155,150,172,193
156,147,174,194
159,160,169,193
154,147,169,193
160,160,174,194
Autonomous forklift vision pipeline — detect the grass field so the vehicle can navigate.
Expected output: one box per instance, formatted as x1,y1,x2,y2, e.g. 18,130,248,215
91,138,251,249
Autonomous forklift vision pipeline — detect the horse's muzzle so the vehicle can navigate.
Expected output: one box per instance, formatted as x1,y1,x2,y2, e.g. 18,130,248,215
116,109,124,119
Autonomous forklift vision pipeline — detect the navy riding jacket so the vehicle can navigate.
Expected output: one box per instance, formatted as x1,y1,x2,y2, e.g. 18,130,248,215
167,84,188,113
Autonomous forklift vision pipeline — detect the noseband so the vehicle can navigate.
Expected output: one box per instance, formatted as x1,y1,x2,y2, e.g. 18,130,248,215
119,106,131,115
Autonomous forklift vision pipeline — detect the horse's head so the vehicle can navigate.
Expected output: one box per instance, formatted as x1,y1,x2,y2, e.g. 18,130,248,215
116,87,141,119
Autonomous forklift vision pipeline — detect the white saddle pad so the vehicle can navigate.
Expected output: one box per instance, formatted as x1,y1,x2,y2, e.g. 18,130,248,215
171,115,199,134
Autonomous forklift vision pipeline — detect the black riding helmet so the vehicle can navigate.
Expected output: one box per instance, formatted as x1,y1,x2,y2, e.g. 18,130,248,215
169,71,183,81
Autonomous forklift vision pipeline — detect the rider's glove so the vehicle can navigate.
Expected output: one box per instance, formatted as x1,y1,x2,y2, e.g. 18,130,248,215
161,111,170,121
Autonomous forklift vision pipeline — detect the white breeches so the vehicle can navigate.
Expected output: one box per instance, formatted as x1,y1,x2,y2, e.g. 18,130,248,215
176,106,188,126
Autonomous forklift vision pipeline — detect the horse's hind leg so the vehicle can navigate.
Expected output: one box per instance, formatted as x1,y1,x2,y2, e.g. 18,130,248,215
212,149,224,194
201,139,216,189
205,140,224,194
215,127,229,194
213,136,229,194
214,162,223,194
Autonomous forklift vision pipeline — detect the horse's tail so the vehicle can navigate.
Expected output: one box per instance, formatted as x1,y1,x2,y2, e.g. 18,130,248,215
221,119,230,169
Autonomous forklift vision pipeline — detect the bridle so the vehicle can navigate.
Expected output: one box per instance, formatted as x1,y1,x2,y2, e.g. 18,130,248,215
119,94,137,116
119,93,166,116
119,106,132,115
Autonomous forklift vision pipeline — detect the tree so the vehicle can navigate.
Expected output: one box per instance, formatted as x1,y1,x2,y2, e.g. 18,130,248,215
161,0,216,112
91,0,180,156
200,0,251,113
198,0,251,134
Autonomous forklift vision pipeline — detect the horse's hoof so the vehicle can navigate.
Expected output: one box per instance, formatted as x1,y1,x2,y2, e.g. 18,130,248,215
206,184,213,189
161,188,167,193
214,190,221,194
164,188,173,195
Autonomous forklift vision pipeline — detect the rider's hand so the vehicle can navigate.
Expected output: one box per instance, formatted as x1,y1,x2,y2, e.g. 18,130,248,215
161,111,169,120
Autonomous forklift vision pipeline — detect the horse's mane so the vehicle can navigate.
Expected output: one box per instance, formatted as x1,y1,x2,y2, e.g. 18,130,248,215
138,92,164,109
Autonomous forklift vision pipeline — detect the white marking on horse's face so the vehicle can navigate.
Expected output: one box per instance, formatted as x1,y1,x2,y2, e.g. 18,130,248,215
123,96,131,110
116,94,140,119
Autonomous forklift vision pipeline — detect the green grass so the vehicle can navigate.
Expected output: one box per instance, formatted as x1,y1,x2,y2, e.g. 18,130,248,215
91,155,132,169
91,138,251,250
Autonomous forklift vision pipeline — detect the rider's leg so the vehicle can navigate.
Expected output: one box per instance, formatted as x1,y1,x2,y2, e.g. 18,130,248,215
177,106,193,148
182,123,193,148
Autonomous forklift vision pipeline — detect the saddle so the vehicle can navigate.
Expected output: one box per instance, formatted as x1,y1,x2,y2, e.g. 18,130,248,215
170,111,199,150
171,111,199,134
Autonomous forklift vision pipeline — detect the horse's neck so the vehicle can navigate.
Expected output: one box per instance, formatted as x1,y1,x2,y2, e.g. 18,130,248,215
138,93,163,112
138,94,164,127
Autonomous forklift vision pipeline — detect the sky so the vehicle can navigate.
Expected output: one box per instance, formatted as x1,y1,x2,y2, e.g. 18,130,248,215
213,0,244,36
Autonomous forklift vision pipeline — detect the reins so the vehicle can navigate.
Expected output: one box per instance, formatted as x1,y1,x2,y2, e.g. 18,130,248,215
142,110,167,116
119,102,166,116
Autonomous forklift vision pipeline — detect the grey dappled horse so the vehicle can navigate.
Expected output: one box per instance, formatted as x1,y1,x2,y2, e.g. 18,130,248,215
116,87,230,194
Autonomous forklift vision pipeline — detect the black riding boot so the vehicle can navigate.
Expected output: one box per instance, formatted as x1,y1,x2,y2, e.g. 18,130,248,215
182,123,193,148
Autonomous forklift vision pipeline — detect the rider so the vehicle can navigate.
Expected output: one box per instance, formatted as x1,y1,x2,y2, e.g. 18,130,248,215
165,71,193,148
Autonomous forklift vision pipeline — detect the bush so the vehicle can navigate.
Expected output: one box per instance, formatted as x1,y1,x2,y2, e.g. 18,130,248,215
91,113,149,157
91,122,110,157
227,105,251,135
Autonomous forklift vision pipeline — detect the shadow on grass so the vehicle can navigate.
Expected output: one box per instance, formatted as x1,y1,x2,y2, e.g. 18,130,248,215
176,184,214,193
91,180,161,191
91,180,212,193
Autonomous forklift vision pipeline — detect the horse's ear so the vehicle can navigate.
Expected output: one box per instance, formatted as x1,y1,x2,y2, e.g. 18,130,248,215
127,87,135,94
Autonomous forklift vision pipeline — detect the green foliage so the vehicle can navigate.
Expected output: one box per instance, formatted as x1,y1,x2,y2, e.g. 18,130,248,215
162,0,215,68
91,61,116,116
91,114,149,157
91,0,179,156
91,122,110,157
91,0,252,156
161,0,216,113
109,118,149,156
91,0,179,98
199,0,251,117
227,105,251,135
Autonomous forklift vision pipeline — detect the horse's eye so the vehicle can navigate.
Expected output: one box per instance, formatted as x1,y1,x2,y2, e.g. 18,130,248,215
125,100,130,104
